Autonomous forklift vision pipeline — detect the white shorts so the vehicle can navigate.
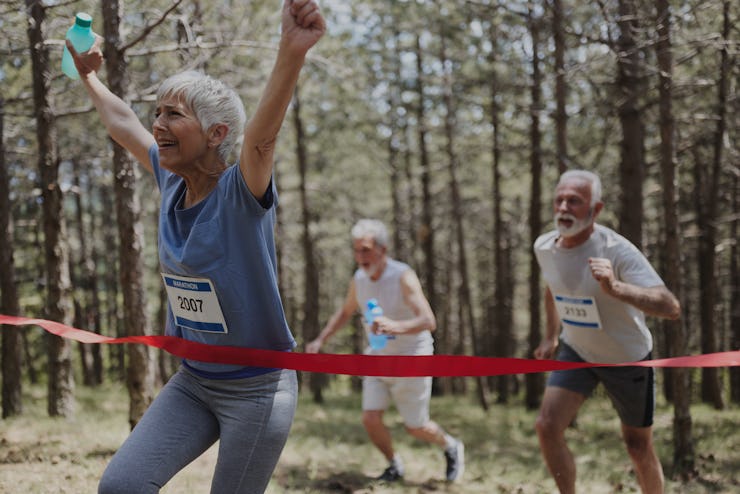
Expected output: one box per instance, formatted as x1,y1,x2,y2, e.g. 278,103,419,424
362,375,432,428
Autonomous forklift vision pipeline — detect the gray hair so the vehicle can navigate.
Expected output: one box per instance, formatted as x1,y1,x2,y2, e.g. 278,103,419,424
351,219,389,247
558,169,602,206
156,71,247,162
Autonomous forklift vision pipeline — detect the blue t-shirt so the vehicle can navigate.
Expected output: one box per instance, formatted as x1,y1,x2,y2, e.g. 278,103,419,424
149,145,295,375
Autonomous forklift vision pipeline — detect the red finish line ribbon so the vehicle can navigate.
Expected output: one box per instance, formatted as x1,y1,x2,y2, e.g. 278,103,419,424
2,315,738,377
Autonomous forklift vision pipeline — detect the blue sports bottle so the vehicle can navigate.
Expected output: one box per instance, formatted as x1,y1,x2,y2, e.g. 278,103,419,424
365,298,387,350
61,13,95,80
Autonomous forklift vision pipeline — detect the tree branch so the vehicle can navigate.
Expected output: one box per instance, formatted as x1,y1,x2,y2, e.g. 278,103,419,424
121,0,185,53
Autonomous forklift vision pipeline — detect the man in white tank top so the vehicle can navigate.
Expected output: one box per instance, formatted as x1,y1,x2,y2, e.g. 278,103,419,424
533,170,681,494
306,219,465,483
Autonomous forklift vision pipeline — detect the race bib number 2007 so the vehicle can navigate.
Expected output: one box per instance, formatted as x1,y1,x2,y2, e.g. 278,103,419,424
161,273,229,333
554,294,602,330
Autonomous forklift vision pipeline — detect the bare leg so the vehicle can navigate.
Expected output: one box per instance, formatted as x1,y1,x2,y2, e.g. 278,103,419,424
362,409,395,461
404,420,448,447
535,386,586,494
621,424,664,494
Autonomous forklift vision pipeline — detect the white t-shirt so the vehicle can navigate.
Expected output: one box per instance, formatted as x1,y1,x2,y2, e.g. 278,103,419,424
354,258,434,356
534,224,665,363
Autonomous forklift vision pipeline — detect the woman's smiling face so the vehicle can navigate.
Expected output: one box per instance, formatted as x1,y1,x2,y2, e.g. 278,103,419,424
152,94,208,172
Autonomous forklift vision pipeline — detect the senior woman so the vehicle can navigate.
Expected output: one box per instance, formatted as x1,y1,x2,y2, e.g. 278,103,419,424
68,1,325,493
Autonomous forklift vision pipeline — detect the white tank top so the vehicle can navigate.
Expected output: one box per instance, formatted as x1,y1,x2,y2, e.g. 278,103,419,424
354,258,434,355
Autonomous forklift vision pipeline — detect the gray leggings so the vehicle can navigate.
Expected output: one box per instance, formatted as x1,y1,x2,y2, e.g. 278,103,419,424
99,367,298,494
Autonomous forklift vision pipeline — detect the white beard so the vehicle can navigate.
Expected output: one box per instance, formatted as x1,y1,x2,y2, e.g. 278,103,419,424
361,263,381,278
555,212,592,238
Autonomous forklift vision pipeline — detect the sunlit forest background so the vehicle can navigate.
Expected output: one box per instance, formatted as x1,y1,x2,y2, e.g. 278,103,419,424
0,0,737,486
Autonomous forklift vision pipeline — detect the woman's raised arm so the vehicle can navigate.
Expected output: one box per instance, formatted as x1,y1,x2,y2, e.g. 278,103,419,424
239,0,325,200
69,37,156,172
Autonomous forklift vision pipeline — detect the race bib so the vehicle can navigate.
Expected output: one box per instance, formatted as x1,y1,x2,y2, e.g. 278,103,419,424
161,273,229,333
554,294,602,330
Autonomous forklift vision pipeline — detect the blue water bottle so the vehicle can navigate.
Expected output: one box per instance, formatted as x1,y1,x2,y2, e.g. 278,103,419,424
61,13,96,80
365,298,387,350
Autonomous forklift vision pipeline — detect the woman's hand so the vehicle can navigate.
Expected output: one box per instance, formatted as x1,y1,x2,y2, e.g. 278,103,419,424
66,34,104,78
281,0,326,56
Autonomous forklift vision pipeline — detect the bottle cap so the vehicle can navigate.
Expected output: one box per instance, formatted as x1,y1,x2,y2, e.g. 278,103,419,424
367,298,378,309
75,12,92,28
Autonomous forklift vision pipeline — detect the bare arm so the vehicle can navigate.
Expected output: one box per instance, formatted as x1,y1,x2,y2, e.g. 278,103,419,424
601,282,681,319
69,37,155,172
534,286,562,359
374,269,436,336
305,279,359,353
240,0,325,199
588,257,681,320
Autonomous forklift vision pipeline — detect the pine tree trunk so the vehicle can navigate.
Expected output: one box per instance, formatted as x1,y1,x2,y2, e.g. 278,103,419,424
526,4,545,410
484,11,516,398
551,0,568,173
86,188,104,386
100,187,124,380
385,20,407,261
616,0,645,247
440,30,489,410
70,169,95,387
292,88,324,403
655,0,695,474
696,0,730,410
26,0,75,418
101,0,154,429
1,96,24,418
730,149,740,404
414,34,437,316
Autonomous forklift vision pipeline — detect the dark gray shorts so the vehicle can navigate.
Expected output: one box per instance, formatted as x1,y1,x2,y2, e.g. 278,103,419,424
547,342,655,427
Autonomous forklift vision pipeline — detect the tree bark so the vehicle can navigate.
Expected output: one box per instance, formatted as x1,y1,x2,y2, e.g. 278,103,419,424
1,96,24,418
101,0,154,428
99,186,124,380
526,3,545,410
655,0,694,475
292,87,324,403
731,140,740,403
386,20,408,262
439,29,489,410
484,10,516,399
85,179,104,385
551,0,568,173
26,0,75,418
414,34,437,316
69,167,95,387
690,0,729,410
615,0,645,247
696,0,729,410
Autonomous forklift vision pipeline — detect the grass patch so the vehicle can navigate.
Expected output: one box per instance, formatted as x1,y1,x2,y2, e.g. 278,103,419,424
0,380,737,493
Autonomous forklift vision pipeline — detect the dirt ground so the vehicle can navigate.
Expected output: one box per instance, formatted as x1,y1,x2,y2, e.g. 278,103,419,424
1,383,738,493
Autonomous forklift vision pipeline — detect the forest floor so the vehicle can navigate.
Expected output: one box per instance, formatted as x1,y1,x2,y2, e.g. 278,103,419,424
0,377,738,493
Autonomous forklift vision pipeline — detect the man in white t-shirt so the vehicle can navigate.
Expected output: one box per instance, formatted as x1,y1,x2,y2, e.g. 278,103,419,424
533,170,681,494
306,219,464,483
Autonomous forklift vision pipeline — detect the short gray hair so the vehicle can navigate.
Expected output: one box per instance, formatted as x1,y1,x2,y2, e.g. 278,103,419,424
351,219,389,247
156,71,247,162
558,169,602,206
